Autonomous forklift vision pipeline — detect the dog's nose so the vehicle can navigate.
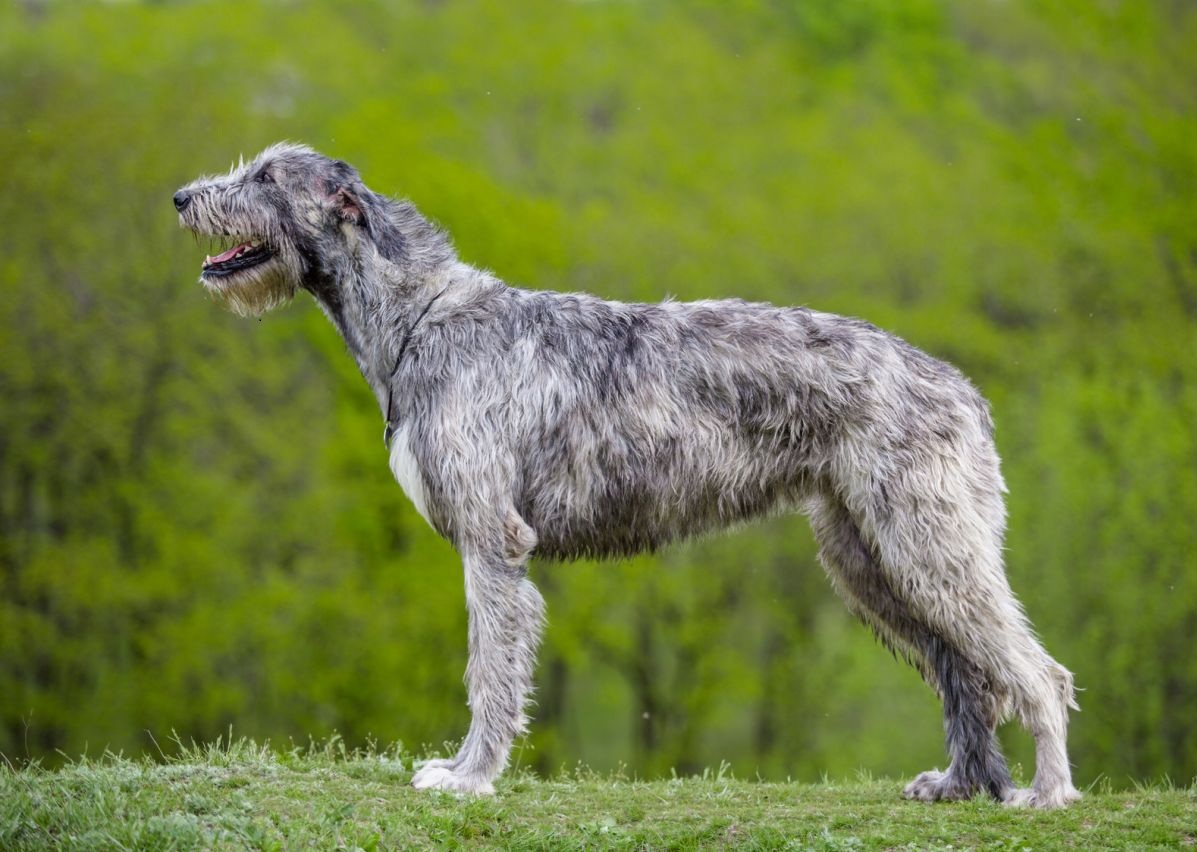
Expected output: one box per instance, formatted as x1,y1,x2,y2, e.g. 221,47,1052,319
173,191,191,212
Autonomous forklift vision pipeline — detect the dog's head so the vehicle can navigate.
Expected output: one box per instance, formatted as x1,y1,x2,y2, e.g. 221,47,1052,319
174,143,375,317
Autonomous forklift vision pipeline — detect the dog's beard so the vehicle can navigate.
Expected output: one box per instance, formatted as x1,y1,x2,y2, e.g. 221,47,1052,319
204,262,296,318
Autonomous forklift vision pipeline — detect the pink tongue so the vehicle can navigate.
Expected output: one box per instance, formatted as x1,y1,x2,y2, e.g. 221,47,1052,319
211,242,252,264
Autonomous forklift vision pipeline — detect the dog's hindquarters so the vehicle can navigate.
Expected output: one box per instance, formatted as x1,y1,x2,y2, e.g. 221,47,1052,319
815,386,1079,806
807,496,1015,801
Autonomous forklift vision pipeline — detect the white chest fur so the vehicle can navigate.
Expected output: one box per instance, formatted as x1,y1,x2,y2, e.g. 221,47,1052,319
388,424,432,525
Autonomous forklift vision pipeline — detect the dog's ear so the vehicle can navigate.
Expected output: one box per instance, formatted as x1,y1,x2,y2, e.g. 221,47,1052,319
326,159,368,226
330,185,366,226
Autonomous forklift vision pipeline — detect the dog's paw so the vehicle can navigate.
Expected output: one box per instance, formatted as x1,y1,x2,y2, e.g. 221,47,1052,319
411,757,456,783
902,769,973,802
1003,785,1081,809
411,758,458,789
903,769,945,802
411,764,495,796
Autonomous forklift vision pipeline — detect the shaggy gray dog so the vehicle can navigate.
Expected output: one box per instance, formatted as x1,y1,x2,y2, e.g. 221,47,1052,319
175,143,1080,807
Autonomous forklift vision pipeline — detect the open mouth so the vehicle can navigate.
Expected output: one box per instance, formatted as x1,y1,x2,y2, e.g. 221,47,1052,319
201,239,275,278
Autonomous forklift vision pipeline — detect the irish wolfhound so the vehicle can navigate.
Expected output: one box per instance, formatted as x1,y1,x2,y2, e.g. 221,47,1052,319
174,143,1080,807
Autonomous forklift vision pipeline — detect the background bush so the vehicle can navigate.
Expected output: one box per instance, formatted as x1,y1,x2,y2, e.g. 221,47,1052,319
1,0,1194,787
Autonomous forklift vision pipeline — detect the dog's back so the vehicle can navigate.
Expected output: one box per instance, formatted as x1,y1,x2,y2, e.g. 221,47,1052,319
421,281,998,562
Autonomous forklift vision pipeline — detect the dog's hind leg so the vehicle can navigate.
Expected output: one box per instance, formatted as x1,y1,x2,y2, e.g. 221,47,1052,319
859,473,1080,809
808,497,1015,802
904,579,1078,808
411,508,545,795
918,576,1079,809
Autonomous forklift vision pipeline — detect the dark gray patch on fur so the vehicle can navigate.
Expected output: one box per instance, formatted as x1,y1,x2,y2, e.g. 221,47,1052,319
927,635,1015,800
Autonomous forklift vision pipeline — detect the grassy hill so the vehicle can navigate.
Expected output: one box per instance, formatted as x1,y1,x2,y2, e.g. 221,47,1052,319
2,739,1193,850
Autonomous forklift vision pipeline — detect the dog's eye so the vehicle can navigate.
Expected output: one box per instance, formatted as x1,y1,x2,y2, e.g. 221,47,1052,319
254,170,274,184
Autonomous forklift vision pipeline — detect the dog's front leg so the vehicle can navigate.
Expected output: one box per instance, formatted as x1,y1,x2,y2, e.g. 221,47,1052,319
412,544,545,795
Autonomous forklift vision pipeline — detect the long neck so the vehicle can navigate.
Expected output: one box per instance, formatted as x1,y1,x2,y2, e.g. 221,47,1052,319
307,241,453,422
303,195,458,422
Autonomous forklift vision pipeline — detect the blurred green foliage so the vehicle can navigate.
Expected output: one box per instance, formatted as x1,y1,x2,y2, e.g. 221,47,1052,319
1,0,1194,788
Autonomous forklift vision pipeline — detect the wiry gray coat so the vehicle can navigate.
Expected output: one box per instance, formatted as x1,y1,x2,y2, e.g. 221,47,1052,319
175,143,1080,807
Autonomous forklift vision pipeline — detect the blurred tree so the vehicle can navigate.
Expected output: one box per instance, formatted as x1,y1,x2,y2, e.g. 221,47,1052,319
0,0,1194,787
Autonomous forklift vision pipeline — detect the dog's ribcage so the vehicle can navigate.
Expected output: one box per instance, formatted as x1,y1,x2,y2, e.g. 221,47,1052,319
395,283,993,561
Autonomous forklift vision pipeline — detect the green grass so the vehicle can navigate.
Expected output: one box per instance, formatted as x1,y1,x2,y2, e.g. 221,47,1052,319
2,740,1193,850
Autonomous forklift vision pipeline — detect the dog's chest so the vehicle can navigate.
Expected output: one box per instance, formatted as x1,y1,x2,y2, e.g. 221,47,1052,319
388,425,432,525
